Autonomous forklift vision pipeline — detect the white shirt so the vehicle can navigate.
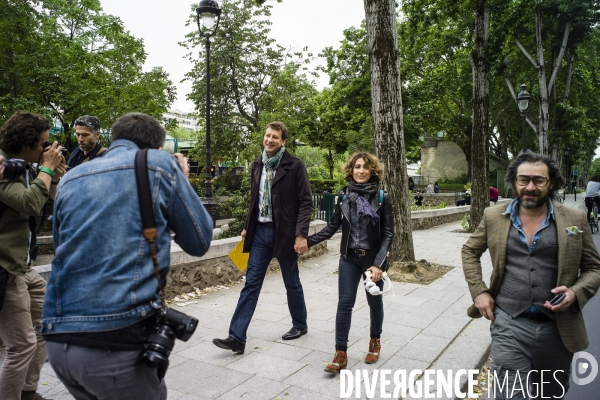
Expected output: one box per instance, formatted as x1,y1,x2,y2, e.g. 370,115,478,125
585,181,600,198
257,165,276,222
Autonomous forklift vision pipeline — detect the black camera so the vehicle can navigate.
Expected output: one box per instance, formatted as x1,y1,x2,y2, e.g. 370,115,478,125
141,308,198,377
2,159,25,181
42,141,68,157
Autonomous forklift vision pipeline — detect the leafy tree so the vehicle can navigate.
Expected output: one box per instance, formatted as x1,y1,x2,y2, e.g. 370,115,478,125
182,0,313,164
0,0,175,146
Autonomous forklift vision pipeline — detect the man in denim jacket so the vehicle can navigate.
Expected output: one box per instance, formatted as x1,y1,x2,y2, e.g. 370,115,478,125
41,113,213,400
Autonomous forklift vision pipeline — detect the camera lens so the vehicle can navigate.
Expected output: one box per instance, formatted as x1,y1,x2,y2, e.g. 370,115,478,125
141,324,176,371
3,160,25,181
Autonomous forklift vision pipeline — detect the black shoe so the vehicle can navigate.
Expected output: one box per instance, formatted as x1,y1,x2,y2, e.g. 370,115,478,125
282,326,308,340
212,336,245,354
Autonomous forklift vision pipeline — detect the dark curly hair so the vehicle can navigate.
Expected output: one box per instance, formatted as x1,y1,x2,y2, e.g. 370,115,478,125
0,112,51,155
505,152,564,199
342,151,385,182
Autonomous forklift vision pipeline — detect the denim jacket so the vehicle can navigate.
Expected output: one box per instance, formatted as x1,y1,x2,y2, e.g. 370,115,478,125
41,140,213,335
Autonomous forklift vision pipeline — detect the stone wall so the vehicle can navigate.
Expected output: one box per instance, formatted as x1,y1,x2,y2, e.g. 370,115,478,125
33,220,328,298
420,135,468,182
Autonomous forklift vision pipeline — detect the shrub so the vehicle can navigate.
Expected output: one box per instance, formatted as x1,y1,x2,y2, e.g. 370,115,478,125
213,169,243,195
440,173,469,184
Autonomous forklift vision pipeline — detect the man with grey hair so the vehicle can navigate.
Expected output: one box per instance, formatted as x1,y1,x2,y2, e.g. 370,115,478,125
66,115,106,169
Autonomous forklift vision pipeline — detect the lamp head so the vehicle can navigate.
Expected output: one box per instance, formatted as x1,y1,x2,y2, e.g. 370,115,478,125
517,84,531,113
196,0,222,37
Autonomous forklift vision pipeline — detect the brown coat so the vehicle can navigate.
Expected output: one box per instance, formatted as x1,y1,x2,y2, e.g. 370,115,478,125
243,151,313,257
462,201,600,352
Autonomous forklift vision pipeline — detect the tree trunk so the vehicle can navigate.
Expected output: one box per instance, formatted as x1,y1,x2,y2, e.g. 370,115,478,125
535,5,550,155
469,0,490,231
364,0,415,262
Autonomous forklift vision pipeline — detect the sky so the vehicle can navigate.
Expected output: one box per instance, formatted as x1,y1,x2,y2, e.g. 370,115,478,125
99,0,366,112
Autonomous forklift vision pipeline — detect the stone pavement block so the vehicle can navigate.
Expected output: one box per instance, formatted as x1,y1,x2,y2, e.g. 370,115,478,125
279,328,356,354
412,299,451,317
306,318,336,333
204,316,236,333
421,316,471,339
396,334,454,363
385,282,419,296
167,359,253,399
247,319,294,342
177,340,247,366
272,384,340,400
227,352,306,382
37,366,74,399
386,311,438,329
251,310,289,323
216,376,290,399
459,316,491,341
282,365,345,398
255,302,295,316
242,337,313,362
307,309,337,322
385,294,428,308
410,287,450,300
439,290,467,304
297,349,361,370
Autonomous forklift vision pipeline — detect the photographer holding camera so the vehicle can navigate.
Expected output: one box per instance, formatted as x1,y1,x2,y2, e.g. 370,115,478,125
41,113,213,400
0,112,66,400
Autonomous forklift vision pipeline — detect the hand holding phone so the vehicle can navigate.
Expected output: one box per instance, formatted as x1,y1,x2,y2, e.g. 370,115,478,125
549,293,566,306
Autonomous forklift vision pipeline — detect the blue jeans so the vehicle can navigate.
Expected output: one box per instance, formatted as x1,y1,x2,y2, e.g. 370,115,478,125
229,225,307,343
336,253,384,351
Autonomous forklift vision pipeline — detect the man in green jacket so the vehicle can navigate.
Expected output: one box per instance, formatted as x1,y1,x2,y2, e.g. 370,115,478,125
0,112,66,400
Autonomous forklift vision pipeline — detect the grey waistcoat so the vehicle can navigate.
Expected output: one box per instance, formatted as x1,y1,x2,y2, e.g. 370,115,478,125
495,221,559,320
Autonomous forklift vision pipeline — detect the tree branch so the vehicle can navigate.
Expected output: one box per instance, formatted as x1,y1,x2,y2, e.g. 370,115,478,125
547,19,572,93
513,36,538,68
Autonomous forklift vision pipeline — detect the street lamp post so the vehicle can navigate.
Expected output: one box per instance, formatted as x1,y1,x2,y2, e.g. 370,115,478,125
196,0,222,228
517,84,532,154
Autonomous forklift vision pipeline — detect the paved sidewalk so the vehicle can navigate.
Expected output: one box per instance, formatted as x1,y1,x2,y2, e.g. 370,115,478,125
29,217,500,400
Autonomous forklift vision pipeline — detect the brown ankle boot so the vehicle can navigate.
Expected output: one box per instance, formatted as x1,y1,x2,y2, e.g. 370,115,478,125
365,338,381,364
324,350,348,374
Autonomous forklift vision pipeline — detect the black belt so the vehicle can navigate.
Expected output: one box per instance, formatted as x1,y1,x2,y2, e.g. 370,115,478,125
350,248,370,256
518,312,552,322
258,221,275,229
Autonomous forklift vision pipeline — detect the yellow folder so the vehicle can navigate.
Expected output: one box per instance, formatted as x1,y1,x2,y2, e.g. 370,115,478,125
228,238,249,272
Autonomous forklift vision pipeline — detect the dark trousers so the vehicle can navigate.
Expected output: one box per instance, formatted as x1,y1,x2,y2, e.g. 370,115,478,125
47,342,167,400
585,196,600,223
335,253,384,351
229,224,307,343
490,308,572,399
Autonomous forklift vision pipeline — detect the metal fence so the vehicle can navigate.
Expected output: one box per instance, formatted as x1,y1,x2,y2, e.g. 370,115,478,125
312,193,337,223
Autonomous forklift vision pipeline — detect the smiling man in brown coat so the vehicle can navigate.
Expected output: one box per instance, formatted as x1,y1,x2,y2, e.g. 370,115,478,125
213,121,313,355
462,153,600,399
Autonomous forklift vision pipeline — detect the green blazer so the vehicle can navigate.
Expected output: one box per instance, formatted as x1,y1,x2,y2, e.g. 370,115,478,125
462,201,600,352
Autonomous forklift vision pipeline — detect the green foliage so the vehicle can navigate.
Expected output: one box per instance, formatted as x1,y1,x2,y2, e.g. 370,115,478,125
309,179,343,194
0,0,175,148
213,170,243,195
589,158,600,177
182,0,315,165
460,214,474,232
217,169,252,239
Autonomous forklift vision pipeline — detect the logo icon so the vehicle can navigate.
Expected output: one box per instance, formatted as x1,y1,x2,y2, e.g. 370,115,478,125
572,351,598,386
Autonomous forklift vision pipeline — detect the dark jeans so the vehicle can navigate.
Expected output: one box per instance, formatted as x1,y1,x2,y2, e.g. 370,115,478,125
229,224,307,343
46,342,166,400
336,253,384,351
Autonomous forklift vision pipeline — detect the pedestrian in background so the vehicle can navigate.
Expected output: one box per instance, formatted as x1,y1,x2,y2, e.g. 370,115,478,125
306,151,394,374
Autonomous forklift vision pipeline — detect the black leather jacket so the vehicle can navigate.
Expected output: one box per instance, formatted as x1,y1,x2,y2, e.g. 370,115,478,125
307,188,394,271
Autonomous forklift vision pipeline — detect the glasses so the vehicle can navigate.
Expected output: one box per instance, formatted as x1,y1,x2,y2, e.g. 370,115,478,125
516,175,549,187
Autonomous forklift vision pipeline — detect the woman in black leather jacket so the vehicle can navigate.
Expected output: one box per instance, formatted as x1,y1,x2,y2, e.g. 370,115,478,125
306,152,394,374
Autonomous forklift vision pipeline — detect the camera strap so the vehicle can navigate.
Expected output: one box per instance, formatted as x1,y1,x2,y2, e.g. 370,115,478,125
134,149,166,312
